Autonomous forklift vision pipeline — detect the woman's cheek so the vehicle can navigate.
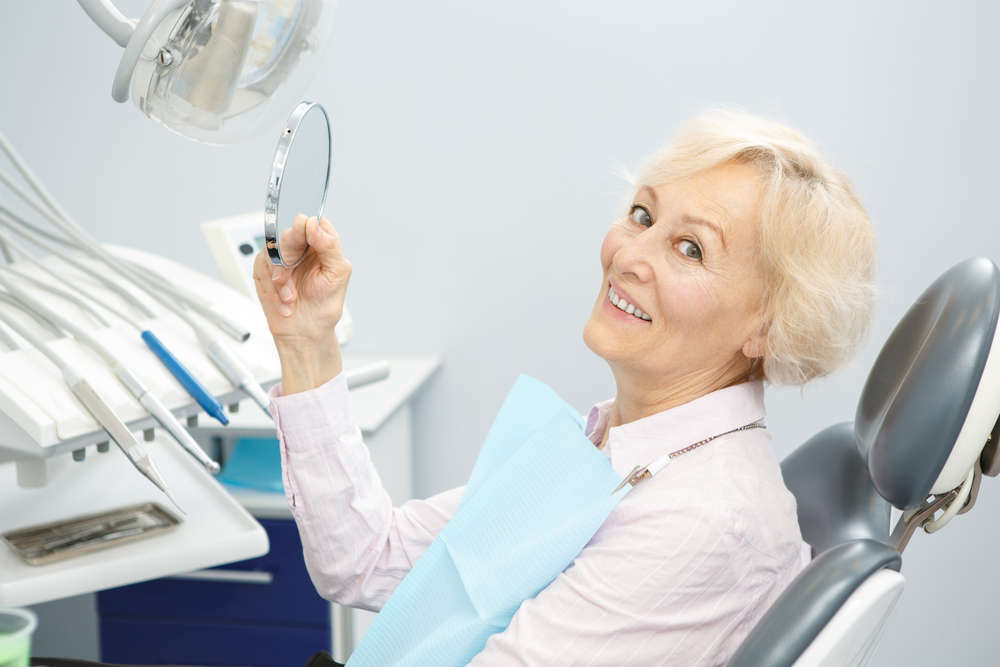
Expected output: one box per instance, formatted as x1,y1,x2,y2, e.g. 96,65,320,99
599,230,619,269
667,279,719,329
600,222,637,266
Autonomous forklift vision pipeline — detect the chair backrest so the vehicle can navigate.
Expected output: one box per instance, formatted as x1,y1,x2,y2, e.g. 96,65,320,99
780,422,891,557
729,257,1000,667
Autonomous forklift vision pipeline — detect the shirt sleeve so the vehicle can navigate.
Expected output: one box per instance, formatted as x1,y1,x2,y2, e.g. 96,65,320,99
270,371,464,612
466,497,781,667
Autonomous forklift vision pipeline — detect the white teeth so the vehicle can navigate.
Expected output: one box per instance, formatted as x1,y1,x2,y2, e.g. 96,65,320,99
608,284,652,322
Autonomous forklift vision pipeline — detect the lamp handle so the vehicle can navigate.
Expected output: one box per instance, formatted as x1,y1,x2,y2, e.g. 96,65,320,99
76,0,138,47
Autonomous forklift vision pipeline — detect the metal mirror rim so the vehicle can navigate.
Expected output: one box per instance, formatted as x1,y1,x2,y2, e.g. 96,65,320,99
265,100,332,267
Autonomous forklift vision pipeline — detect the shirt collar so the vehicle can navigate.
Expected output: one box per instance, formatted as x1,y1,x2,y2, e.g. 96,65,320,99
585,380,766,478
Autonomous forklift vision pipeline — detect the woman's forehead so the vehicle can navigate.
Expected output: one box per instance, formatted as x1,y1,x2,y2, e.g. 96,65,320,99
641,162,764,236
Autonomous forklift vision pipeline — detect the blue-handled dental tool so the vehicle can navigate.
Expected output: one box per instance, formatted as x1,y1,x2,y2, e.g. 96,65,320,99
141,330,229,426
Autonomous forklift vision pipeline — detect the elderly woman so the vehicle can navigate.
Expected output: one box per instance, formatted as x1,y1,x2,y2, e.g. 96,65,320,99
253,109,876,666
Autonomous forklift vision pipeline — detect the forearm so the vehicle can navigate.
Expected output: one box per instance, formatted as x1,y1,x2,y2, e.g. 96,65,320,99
270,367,467,610
276,336,343,395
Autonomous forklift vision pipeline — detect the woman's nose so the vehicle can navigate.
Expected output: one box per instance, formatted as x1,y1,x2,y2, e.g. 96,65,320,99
612,230,655,284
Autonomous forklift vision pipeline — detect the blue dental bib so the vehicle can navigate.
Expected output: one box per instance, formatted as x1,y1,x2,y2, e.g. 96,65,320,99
345,374,629,666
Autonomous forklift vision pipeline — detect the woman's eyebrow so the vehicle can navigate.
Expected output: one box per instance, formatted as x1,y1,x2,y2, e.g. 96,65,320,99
638,185,727,249
638,185,658,208
682,215,727,249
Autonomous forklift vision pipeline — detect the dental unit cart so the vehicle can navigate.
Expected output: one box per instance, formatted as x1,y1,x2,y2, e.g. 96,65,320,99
0,247,279,609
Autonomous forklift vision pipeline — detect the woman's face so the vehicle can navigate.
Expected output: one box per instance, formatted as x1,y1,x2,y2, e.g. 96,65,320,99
582,161,768,392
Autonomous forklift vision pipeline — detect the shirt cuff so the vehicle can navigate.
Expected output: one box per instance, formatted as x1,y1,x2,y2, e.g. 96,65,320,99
268,371,355,452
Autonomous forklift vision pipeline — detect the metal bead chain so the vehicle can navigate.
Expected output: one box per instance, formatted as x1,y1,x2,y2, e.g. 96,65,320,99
667,421,766,460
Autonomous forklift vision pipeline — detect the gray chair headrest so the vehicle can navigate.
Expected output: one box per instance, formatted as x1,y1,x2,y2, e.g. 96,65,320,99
856,257,1000,510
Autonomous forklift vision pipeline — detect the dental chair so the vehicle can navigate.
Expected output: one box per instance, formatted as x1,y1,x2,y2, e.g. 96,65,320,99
728,256,1000,667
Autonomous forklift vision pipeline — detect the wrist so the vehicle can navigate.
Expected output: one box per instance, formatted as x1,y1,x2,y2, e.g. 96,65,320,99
276,337,343,395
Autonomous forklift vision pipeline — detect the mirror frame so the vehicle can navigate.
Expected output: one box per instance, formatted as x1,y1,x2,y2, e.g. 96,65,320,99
264,100,332,267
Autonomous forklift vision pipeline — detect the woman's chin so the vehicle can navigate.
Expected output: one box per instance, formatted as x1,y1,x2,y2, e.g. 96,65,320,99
582,319,601,358
582,317,622,361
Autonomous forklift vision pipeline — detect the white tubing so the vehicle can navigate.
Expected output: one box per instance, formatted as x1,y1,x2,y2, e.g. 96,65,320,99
76,0,137,48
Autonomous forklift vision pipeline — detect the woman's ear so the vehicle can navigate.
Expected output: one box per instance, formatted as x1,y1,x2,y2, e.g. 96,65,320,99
741,322,768,359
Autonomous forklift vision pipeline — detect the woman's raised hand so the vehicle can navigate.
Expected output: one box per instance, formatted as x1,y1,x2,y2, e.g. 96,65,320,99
253,215,350,392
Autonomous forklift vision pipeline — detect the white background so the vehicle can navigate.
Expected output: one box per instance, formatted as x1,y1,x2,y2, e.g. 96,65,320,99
3,1,998,663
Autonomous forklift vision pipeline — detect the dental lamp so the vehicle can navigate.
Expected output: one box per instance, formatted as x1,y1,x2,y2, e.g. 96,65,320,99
76,0,337,144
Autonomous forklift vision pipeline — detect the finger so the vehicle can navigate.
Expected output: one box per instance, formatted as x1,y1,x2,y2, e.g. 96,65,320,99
253,249,294,317
279,214,309,264
271,215,307,285
263,249,297,304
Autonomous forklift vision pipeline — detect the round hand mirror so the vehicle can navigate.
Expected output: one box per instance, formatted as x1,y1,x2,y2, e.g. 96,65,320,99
265,101,332,268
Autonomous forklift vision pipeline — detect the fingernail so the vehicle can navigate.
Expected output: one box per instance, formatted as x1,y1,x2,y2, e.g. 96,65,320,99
271,268,281,281
278,303,293,317
279,285,293,302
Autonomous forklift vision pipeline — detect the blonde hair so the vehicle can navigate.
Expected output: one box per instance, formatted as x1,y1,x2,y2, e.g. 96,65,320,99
633,109,876,385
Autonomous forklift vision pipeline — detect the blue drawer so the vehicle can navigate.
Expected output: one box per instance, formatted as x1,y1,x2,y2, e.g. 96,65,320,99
100,617,329,667
98,518,328,627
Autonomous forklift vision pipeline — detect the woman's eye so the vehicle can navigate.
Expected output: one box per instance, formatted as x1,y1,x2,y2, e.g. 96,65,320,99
678,239,703,261
629,205,652,227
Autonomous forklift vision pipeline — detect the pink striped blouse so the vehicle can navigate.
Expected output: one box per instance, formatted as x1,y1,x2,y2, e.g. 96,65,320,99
270,373,812,666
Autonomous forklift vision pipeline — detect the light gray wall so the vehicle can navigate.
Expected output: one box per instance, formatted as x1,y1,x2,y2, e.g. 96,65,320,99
3,1,998,664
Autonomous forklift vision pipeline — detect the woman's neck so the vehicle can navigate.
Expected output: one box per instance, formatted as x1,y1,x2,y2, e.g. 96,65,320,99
598,360,754,449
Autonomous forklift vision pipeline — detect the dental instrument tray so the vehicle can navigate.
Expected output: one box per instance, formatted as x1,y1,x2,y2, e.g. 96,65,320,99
2,502,180,566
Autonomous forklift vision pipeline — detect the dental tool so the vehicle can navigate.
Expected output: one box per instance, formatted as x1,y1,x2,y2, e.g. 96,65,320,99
0,214,229,425
140,329,231,426
0,295,183,513
194,326,271,416
0,136,269,417
0,272,222,475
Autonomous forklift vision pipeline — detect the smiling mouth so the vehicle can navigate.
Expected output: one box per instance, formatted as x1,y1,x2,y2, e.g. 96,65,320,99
607,281,652,321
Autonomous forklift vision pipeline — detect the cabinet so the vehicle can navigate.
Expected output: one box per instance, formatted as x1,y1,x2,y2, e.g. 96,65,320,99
98,519,327,667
